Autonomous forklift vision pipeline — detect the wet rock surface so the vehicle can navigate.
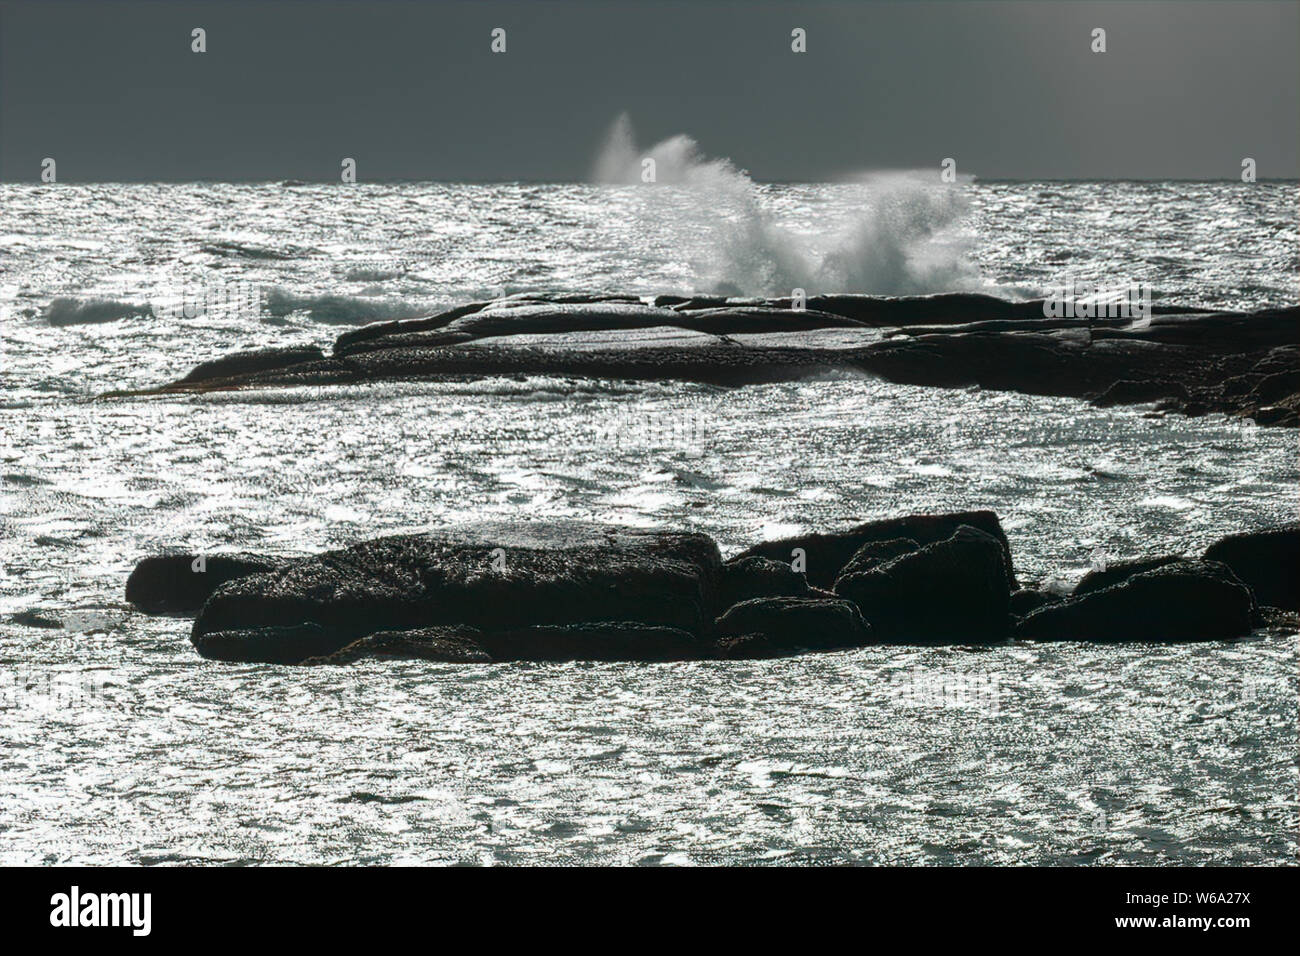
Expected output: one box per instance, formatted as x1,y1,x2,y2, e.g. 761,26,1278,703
132,292,1300,427
834,537,921,584
194,623,343,664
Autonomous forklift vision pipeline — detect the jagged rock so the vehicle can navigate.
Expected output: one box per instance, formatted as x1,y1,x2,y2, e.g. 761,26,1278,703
1250,345,1300,376
714,596,871,655
302,627,491,665
190,526,722,661
718,556,809,608
855,307,1300,424
1073,556,1184,596
834,526,1012,643
1015,560,1254,642
1203,525,1300,610
833,537,919,585
732,510,1015,589
126,552,282,614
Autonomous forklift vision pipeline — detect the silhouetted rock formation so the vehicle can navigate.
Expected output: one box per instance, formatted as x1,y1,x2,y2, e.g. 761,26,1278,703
125,291,1300,427
124,512,1296,664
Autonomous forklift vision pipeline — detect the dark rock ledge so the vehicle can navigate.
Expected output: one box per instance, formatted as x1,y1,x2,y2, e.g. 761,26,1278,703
106,291,1300,427
124,514,1299,664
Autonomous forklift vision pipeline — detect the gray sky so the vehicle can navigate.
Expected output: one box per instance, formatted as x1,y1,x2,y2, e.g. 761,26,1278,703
2,0,1296,181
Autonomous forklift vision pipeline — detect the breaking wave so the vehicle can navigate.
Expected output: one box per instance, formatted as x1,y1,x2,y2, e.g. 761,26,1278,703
592,113,984,297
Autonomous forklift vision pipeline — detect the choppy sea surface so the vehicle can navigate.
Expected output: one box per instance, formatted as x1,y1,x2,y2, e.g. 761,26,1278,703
0,180,1296,865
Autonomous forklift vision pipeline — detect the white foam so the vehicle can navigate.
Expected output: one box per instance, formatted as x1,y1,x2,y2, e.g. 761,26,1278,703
591,113,985,297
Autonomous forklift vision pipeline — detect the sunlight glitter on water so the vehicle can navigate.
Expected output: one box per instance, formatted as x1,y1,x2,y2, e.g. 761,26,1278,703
0,181,1296,864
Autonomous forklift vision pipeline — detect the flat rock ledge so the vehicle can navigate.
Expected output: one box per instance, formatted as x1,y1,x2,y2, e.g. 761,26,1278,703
124,514,1298,664
112,291,1300,427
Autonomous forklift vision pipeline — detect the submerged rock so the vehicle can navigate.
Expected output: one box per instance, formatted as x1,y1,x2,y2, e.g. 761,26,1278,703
126,552,281,614
732,510,1015,590
834,526,1012,643
44,296,154,326
1203,525,1300,610
1015,560,1254,642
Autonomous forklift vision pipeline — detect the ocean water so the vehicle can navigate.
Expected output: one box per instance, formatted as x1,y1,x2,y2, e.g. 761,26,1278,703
0,179,1296,865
